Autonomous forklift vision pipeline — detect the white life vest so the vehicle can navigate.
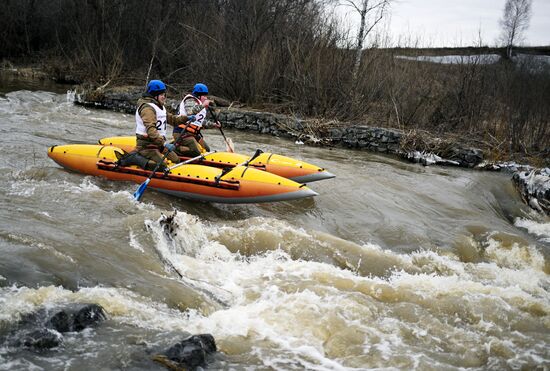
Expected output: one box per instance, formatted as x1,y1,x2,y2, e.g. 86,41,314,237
135,103,168,138
179,94,207,128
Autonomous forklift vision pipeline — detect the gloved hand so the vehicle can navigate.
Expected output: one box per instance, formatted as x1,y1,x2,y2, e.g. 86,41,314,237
164,143,176,152
187,114,196,122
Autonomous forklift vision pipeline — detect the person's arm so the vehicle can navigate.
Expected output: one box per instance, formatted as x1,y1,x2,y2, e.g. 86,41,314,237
167,112,189,127
184,99,220,129
183,99,205,115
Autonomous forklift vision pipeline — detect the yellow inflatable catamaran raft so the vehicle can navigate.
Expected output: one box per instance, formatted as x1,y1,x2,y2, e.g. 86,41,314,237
47,144,318,203
98,136,335,183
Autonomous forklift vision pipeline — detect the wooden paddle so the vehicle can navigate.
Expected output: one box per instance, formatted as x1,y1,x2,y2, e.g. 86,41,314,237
208,106,234,153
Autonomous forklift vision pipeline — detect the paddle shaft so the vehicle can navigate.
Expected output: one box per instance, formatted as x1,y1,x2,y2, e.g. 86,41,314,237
207,106,234,152
146,126,189,176
168,151,215,171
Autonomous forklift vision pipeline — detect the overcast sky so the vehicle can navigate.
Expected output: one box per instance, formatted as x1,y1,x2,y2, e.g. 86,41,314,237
337,0,550,47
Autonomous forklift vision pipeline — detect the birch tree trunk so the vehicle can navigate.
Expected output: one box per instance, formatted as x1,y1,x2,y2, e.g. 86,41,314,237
499,0,532,60
338,0,390,82
352,4,367,80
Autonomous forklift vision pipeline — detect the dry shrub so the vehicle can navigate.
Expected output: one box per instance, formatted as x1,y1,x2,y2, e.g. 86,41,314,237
399,129,458,156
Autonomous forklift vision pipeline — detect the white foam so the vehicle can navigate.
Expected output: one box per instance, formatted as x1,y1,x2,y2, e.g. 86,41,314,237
409,249,467,276
484,235,546,272
3,210,547,369
128,230,144,252
0,358,43,371
66,89,76,103
515,217,550,242
0,285,188,332
7,181,36,197
147,212,550,316
63,178,155,211
213,216,313,251
67,177,103,194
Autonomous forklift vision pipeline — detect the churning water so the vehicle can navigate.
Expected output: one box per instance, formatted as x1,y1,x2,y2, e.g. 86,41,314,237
0,77,548,370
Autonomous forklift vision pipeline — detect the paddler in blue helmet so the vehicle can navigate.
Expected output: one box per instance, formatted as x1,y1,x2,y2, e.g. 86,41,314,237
135,80,194,170
172,83,221,157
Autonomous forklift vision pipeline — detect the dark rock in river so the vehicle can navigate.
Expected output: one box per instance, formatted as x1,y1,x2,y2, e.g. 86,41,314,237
153,334,217,370
47,304,107,332
1,303,107,352
72,304,107,331
47,310,72,332
20,329,63,350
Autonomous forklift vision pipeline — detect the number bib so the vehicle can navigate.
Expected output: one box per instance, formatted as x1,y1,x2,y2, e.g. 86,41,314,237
135,103,167,138
179,95,207,130
193,107,207,128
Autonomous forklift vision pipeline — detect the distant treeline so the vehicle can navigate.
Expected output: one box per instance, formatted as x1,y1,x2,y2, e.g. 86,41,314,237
1,0,549,156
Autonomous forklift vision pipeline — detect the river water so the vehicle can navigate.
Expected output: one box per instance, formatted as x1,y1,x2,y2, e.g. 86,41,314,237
0,76,549,370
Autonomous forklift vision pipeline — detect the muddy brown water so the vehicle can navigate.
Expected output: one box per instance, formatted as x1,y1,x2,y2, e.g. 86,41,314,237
1,76,549,370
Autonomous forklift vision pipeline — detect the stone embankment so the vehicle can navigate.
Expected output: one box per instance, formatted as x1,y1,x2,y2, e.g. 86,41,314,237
72,85,548,215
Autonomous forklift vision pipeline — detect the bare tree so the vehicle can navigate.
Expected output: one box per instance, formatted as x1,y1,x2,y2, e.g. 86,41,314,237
499,0,532,59
337,0,391,80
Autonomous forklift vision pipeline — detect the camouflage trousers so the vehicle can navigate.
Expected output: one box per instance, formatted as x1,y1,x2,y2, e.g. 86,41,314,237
136,137,180,170
172,134,210,157
137,148,180,165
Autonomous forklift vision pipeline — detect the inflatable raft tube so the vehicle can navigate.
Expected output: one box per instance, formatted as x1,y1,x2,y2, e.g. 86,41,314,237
47,144,318,204
98,136,335,183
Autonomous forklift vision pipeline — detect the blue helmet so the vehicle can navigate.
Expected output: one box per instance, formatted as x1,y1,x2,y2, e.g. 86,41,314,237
146,80,166,96
192,83,208,96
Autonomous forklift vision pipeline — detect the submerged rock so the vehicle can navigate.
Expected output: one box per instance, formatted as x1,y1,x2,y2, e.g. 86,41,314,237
73,304,107,331
153,334,217,370
47,304,107,333
47,310,72,333
512,168,550,215
20,329,63,350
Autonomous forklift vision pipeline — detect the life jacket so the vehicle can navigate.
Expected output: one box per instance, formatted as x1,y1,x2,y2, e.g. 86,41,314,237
135,102,167,139
177,122,201,135
174,94,207,136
